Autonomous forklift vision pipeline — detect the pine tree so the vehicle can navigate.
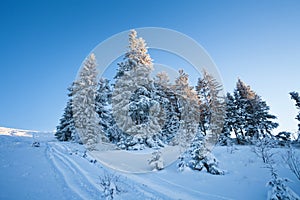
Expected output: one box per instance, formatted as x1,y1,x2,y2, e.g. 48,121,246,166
234,79,278,144
154,71,180,143
177,70,225,174
255,97,278,137
55,83,78,142
173,69,199,149
171,69,219,173
72,53,101,150
114,29,153,80
219,93,237,145
112,30,162,150
196,70,225,143
233,79,252,143
290,91,300,142
96,78,115,141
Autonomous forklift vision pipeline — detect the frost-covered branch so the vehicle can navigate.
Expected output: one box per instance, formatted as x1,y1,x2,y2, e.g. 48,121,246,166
283,146,300,180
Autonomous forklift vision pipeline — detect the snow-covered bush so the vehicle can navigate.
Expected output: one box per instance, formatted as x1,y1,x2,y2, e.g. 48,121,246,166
177,154,188,172
275,131,292,146
252,136,276,164
189,151,224,175
283,146,300,180
148,150,164,171
267,170,300,200
31,141,40,147
178,133,224,175
99,173,124,200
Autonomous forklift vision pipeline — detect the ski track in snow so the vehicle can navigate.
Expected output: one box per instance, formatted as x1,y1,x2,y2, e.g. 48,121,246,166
47,140,231,200
46,142,101,200
152,174,233,200
126,173,233,200
46,142,168,200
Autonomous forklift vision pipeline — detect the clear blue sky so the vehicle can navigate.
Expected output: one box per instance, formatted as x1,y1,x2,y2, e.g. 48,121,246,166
1,0,300,133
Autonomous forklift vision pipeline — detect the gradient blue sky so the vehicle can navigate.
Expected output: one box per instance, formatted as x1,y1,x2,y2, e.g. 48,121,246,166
1,0,300,132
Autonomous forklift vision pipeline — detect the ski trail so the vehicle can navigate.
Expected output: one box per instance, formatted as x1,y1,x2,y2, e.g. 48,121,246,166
46,143,101,200
126,173,233,200
126,173,198,200
152,174,233,200
47,142,171,200
50,143,101,191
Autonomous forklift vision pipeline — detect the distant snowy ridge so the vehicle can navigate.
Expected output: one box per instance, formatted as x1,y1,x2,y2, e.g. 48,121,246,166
0,126,38,137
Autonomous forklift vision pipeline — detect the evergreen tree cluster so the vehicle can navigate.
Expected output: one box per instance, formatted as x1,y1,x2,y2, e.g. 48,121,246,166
220,79,279,145
56,29,283,153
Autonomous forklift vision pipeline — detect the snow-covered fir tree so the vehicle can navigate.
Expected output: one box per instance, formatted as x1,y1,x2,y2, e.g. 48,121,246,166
72,53,102,150
112,30,162,150
173,69,199,149
219,93,237,145
114,29,153,80
290,91,300,143
172,69,223,173
177,70,225,174
96,78,116,142
196,69,225,143
233,79,278,144
154,72,180,143
233,79,254,143
55,83,78,142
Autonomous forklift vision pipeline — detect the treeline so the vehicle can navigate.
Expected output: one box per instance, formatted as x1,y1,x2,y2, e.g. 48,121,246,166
55,29,300,150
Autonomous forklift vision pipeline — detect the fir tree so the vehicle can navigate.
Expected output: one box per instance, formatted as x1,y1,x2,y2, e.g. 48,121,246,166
234,79,278,144
171,69,224,174
290,91,300,142
173,69,199,149
55,84,78,142
72,53,102,150
233,79,252,143
96,78,115,141
219,93,237,145
112,30,162,150
114,29,153,80
154,71,180,143
196,70,225,143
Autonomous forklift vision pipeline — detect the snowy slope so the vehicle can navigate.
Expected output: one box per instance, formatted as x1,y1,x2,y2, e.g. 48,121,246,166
0,127,299,200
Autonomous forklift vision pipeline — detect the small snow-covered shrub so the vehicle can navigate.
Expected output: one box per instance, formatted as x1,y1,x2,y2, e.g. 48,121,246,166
252,137,276,164
178,132,225,175
267,171,300,200
177,153,189,172
189,152,224,175
32,141,40,147
275,131,292,146
99,173,124,200
148,150,164,171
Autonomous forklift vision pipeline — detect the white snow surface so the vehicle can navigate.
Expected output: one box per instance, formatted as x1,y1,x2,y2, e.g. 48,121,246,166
0,127,299,200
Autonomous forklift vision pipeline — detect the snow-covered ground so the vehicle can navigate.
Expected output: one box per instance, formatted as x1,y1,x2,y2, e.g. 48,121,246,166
0,127,299,200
